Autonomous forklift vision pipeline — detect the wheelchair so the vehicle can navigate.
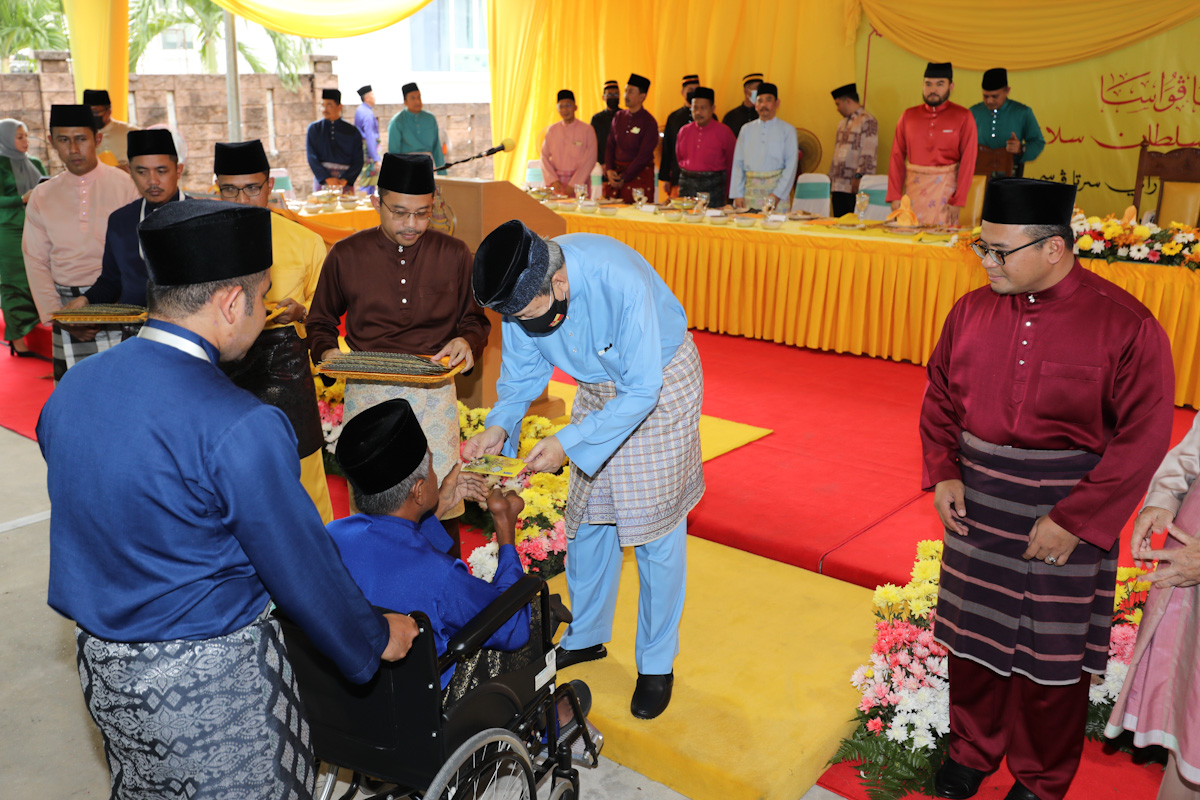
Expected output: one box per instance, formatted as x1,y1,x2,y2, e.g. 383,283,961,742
274,574,601,800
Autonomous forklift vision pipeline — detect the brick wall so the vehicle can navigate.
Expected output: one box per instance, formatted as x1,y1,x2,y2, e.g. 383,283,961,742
1,53,492,196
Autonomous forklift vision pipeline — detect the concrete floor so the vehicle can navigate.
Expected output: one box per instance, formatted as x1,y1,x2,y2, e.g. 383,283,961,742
0,425,840,800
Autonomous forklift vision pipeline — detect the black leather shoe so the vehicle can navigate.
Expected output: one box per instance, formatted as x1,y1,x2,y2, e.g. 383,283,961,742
1004,780,1039,800
934,757,988,799
555,644,606,670
630,672,673,719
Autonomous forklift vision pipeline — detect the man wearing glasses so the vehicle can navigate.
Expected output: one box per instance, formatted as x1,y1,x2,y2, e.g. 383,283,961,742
920,178,1174,800
213,139,334,523
306,153,490,554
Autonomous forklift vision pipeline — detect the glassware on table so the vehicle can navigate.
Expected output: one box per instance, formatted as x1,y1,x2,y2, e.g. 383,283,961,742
855,191,870,221
695,192,710,214
762,195,777,216
631,188,646,205
574,184,588,202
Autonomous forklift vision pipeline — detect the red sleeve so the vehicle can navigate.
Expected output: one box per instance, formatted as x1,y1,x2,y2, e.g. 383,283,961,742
306,245,347,362
887,112,909,202
919,299,965,489
950,110,978,206
1048,318,1175,549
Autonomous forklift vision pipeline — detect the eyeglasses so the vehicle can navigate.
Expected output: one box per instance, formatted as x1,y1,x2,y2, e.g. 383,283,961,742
969,234,1053,266
218,182,266,199
387,208,433,222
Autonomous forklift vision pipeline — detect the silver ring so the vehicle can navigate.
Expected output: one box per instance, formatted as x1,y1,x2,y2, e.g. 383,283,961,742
1045,556,1058,565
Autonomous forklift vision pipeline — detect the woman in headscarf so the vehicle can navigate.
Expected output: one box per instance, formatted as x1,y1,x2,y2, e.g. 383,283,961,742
0,118,46,356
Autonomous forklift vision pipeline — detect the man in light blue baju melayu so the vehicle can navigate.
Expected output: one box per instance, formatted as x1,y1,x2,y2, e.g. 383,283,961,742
466,221,704,721
730,81,798,211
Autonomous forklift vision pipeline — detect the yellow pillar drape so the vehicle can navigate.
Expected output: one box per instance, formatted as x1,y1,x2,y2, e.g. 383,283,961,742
62,0,130,120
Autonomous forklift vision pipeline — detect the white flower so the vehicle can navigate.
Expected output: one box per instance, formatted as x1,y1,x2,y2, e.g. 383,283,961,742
1090,240,1105,254
1129,244,1151,260
1148,224,1162,235
1153,242,1163,251
1117,247,1130,258
886,722,909,744
466,541,499,582
1070,217,1090,235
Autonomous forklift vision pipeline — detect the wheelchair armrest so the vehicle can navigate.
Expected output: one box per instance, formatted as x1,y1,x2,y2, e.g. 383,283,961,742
438,574,545,673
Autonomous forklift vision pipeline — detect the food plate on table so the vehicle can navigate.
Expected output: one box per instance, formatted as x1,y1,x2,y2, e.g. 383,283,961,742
925,225,965,236
831,222,867,230
316,351,465,384
51,304,147,325
786,210,819,221
882,221,925,234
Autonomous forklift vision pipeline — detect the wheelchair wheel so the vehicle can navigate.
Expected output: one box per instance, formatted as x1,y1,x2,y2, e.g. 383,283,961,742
423,728,536,800
546,779,577,800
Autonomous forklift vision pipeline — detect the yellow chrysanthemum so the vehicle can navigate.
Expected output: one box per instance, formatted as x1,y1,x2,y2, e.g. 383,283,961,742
1128,608,1144,627
908,597,932,618
1116,566,1141,582
872,583,904,609
910,559,941,582
1133,225,1151,240
1163,242,1183,256
1076,234,1094,251
1086,216,1102,227
916,540,943,560
1132,580,1152,593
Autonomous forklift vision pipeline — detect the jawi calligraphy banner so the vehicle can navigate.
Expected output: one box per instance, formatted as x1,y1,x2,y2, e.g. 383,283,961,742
855,17,1200,216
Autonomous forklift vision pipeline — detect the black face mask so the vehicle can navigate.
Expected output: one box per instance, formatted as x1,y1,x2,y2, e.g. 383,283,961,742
516,292,569,334
606,97,620,111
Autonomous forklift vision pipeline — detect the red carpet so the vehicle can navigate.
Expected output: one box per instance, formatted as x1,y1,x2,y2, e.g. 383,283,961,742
817,738,1164,799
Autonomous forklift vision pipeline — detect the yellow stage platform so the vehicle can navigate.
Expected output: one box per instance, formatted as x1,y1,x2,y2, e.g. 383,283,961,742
548,536,875,800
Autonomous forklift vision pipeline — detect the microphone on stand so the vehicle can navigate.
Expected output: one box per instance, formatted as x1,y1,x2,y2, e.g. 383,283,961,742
443,138,516,169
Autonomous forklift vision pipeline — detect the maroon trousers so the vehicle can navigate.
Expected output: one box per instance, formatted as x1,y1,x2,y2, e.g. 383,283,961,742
948,654,1091,800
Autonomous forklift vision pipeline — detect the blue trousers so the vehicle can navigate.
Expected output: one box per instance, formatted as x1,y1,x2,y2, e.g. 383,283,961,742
558,518,687,675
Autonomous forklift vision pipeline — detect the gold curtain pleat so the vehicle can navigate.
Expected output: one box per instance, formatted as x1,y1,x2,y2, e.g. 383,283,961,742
62,0,130,119
208,0,434,38
853,0,1200,70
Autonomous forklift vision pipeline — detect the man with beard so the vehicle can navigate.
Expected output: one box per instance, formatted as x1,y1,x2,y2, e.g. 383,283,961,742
306,153,490,555
590,80,620,167
970,68,1045,178
886,62,977,226
603,74,658,204
675,87,736,207
78,129,188,308
730,82,798,211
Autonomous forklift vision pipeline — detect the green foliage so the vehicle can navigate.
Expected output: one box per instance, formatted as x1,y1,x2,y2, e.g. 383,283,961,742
830,711,945,800
0,0,69,70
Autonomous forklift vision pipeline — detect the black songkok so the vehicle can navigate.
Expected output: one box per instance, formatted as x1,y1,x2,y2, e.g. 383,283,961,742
126,129,177,159
681,74,699,88
982,68,1008,91
336,398,428,495
627,73,651,93
473,220,550,315
139,200,272,287
981,178,1076,227
756,82,779,99
321,88,342,103
378,152,436,195
831,83,857,101
742,72,764,86
402,82,420,97
692,87,715,103
356,84,372,98
82,89,111,106
49,104,97,131
924,62,953,80
213,140,270,177
557,89,575,102
603,79,619,91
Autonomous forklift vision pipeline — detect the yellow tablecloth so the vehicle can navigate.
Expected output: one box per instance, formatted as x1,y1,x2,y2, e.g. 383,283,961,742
558,207,1200,409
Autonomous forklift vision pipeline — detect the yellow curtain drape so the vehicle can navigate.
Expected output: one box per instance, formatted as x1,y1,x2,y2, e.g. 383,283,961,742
209,0,434,38
62,0,130,120
488,0,855,187
852,0,1200,70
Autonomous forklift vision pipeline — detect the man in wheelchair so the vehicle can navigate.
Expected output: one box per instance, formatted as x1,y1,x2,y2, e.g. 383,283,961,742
328,398,600,744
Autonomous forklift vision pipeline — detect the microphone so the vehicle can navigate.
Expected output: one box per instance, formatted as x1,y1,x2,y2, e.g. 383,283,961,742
443,138,517,169
483,138,516,156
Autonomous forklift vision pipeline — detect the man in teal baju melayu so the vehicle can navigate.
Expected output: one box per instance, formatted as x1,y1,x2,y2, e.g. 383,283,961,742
387,82,446,174
970,68,1045,178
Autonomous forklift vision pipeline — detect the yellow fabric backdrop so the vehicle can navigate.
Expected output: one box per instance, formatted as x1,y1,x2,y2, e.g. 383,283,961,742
856,16,1200,214
62,0,130,120
487,0,855,187
851,0,1200,70
210,0,434,38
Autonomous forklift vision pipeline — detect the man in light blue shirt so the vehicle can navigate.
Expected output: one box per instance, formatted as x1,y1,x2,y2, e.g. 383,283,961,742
730,82,798,211
467,221,705,721
353,84,381,194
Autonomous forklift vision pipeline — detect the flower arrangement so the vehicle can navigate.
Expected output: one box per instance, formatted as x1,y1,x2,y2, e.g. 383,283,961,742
831,541,950,800
459,402,570,579
1070,208,1199,268
315,376,347,476
833,542,1152,799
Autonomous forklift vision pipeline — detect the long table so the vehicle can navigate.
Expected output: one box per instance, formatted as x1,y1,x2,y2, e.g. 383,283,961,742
557,207,1200,409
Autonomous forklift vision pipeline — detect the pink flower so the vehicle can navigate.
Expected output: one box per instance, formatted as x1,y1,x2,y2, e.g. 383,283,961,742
859,696,877,712
1148,250,1161,262
1109,625,1137,664
874,683,889,699
867,718,884,735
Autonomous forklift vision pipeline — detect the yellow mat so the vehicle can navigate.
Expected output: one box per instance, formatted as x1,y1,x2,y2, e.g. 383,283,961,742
547,380,772,462
547,536,875,800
